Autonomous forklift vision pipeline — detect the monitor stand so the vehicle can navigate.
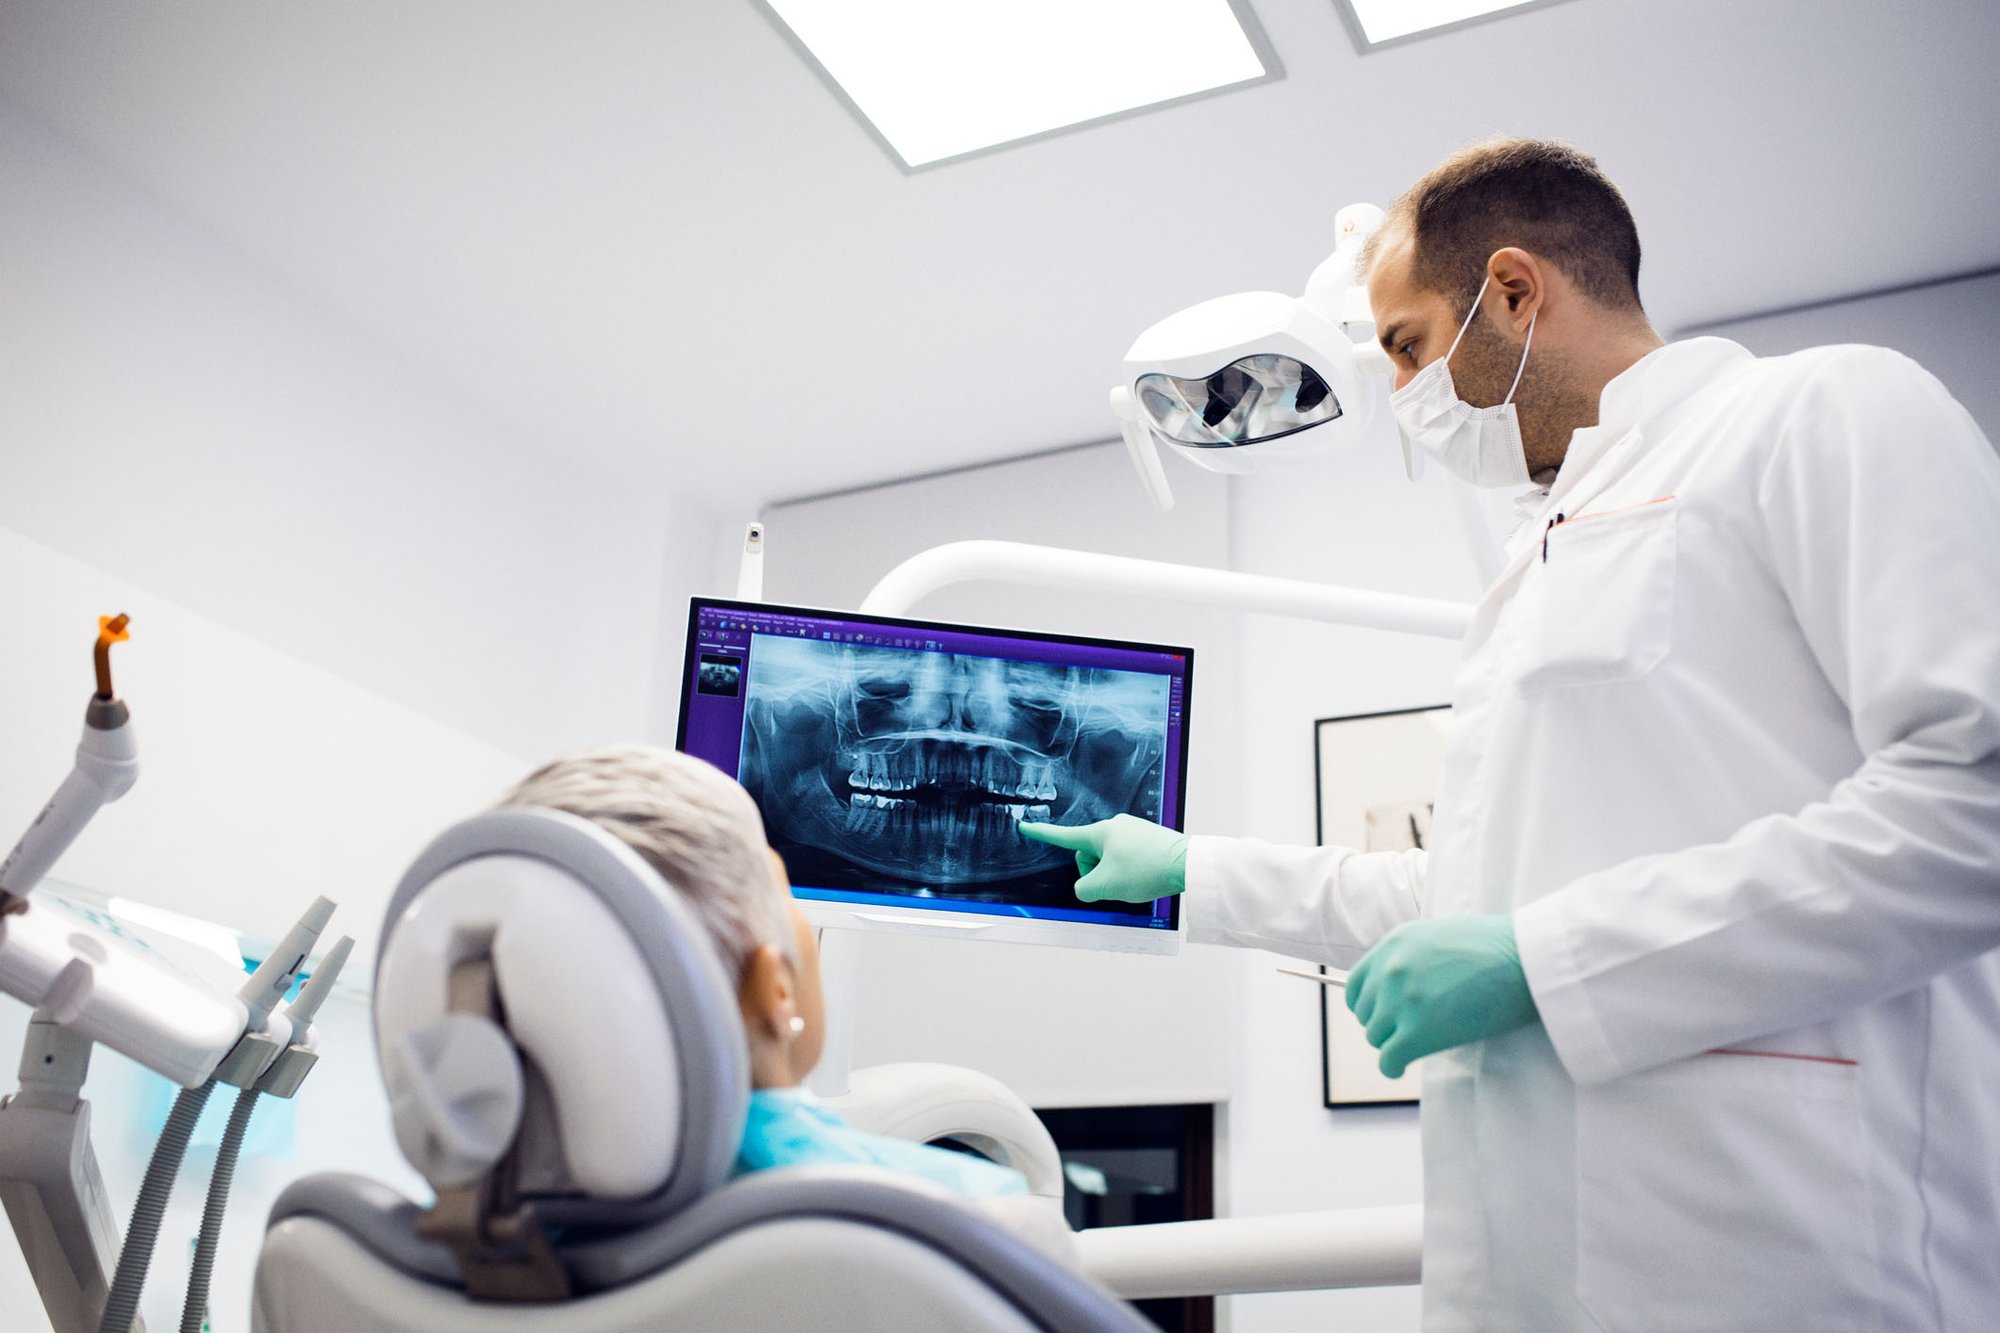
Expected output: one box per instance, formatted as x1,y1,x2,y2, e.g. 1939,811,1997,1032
806,925,861,1099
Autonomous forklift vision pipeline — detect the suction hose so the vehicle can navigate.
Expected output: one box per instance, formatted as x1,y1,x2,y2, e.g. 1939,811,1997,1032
179,1086,261,1333
97,1079,215,1333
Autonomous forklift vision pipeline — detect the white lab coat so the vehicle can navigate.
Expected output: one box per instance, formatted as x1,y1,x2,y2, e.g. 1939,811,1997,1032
1187,337,2000,1332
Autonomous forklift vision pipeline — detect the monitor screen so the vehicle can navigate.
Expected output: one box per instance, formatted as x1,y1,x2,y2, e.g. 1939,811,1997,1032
676,598,1192,951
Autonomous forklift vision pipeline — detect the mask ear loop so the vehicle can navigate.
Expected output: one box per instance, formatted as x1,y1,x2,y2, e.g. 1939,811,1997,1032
1441,274,1493,368
1502,310,1536,405
1395,274,1492,481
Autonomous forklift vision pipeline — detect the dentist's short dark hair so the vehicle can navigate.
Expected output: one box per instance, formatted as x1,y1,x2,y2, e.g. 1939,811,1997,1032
1368,138,1645,314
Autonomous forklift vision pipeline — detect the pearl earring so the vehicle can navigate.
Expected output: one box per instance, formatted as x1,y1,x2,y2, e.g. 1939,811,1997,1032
788,1016,806,1037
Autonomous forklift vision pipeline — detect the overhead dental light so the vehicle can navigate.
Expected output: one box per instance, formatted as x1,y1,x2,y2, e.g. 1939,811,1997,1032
1111,203,1395,510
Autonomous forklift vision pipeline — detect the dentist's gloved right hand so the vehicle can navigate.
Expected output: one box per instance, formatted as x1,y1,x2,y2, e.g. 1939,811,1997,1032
1018,815,1187,904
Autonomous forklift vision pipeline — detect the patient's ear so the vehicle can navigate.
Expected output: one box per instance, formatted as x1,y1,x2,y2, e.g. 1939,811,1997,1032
737,942,796,1042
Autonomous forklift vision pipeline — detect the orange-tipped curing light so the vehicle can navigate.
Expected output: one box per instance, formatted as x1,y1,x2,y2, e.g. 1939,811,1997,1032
94,614,130,699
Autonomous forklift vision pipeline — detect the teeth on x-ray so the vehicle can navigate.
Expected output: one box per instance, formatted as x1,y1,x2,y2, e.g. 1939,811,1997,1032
845,742,1061,801
739,636,1167,907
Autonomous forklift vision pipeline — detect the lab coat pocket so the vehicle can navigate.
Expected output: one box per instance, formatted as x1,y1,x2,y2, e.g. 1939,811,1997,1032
1574,1053,1882,1333
1517,498,1677,695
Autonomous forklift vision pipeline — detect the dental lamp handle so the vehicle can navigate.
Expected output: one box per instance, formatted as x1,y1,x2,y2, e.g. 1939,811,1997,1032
1110,386,1175,512
1303,202,1385,330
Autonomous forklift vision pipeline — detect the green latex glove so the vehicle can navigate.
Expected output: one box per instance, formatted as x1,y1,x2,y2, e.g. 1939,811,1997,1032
1017,815,1188,904
1344,914,1540,1079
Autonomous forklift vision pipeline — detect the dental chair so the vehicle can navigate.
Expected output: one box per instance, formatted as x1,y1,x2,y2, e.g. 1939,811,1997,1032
251,808,1152,1332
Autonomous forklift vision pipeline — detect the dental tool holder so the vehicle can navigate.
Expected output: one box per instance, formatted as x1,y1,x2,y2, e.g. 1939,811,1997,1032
0,618,357,1329
0,896,346,1333
1,721,343,1331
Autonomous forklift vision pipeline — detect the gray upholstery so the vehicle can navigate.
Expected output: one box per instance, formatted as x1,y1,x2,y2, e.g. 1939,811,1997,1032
269,1167,1152,1332
267,1174,460,1288
378,807,749,1229
569,1169,1147,1331
260,1213,1052,1332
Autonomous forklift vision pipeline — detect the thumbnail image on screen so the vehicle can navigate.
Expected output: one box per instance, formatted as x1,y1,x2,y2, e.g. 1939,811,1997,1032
697,653,743,697
738,635,1168,915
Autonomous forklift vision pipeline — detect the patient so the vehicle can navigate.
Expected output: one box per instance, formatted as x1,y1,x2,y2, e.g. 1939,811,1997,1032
498,744,1034,1203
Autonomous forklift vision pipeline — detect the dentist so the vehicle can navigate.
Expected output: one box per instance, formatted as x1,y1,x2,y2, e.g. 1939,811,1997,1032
1025,139,2000,1331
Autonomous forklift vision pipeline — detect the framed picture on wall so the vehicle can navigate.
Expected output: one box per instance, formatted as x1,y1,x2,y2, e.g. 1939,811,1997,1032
1314,704,1452,1108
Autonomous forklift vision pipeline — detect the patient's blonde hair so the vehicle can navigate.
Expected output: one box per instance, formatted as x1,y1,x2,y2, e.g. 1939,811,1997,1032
497,744,794,979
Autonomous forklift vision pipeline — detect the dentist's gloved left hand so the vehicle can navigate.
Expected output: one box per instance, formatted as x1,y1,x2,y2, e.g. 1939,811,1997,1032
1018,815,1187,903
1345,914,1539,1079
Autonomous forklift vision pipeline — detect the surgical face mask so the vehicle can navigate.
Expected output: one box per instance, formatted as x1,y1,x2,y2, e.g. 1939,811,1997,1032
1390,275,1536,488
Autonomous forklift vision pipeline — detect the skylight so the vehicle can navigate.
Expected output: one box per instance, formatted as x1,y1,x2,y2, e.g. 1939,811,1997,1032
1338,0,1565,47
764,0,1274,170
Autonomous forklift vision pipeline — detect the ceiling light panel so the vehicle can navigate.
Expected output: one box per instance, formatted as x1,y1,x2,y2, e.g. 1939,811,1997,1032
1339,0,1563,47
766,0,1272,169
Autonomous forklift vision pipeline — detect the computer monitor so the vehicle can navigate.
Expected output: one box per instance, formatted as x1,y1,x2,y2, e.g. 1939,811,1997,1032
676,597,1192,955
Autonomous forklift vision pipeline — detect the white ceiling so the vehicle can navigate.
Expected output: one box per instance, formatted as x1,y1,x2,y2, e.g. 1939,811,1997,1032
3,0,1996,510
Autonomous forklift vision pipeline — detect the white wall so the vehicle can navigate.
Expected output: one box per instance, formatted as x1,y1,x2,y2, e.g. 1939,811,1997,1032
1681,268,2000,438
0,97,704,763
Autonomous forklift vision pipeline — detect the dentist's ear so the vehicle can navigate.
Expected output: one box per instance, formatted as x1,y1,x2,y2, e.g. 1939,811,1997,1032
1484,247,1546,334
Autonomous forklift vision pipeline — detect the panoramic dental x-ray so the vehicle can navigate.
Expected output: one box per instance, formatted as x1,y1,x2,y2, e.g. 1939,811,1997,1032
739,636,1168,912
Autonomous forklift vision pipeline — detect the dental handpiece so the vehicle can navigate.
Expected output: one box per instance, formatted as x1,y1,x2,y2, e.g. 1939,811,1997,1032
0,616,138,912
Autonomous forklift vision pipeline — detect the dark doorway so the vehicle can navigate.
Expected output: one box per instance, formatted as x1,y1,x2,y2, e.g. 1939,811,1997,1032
1035,1103,1215,1333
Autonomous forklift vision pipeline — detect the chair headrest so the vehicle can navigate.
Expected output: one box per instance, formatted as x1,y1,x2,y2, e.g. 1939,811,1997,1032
374,807,749,1229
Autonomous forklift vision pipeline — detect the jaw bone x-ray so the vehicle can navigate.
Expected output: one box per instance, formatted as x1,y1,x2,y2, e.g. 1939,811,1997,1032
740,636,1169,912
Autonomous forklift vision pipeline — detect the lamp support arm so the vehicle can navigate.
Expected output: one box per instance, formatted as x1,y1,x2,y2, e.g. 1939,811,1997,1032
859,541,1473,638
